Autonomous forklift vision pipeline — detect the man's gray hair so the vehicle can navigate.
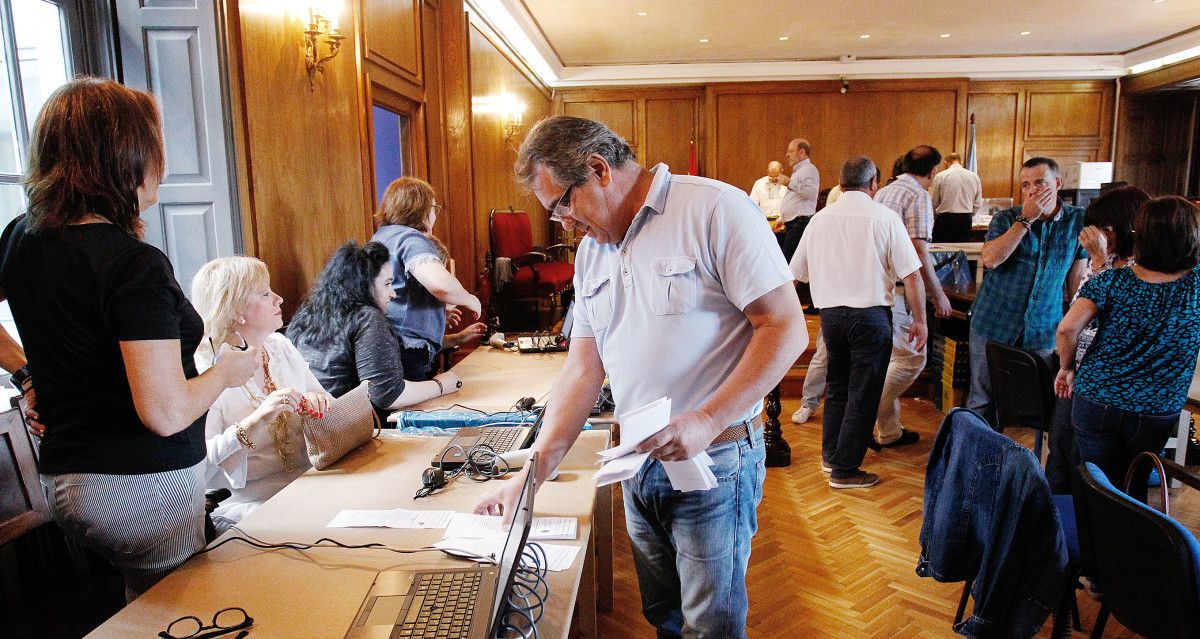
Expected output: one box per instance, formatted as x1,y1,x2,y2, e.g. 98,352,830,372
841,156,877,190
515,115,636,187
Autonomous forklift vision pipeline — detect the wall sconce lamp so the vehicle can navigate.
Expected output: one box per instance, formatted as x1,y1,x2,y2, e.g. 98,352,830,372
840,76,849,94
304,4,345,90
473,93,527,148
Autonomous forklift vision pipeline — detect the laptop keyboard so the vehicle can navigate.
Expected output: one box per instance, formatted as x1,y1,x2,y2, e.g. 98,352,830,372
477,427,522,453
396,571,482,638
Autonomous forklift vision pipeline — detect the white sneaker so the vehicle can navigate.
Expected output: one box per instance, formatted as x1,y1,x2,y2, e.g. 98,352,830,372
791,405,816,424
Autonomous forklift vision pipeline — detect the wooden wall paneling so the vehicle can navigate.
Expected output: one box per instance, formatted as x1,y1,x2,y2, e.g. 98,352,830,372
561,99,637,153
643,96,702,174
420,0,452,258
230,1,370,318
708,79,965,198
967,91,1020,198
1115,93,1199,196
362,0,422,85
1026,90,1105,139
438,1,478,287
468,23,552,251
1124,56,1200,94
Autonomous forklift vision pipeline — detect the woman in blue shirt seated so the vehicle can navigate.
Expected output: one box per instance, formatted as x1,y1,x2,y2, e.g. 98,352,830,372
288,241,461,418
371,178,485,381
1056,196,1200,485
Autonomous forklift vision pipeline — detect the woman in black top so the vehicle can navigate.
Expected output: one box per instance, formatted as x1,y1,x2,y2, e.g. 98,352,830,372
0,78,258,600
288,241,460,418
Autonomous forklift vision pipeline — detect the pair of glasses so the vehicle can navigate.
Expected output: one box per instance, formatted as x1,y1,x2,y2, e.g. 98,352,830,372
159,607,253,639
548,184,576,222
431,203,443,213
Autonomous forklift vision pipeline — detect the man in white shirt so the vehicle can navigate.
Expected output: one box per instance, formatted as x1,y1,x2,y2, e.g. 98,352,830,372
749,160,788,220
476,115,807,638
780,138,820,261
791,156,926,489
931,152,983,242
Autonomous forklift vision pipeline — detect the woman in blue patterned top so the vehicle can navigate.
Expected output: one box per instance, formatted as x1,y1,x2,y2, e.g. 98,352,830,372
1055,196,1200,485
370,178,486,380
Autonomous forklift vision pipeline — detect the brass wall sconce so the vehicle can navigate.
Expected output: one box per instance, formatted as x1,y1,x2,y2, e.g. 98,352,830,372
502,106,525,147
304,5,345,90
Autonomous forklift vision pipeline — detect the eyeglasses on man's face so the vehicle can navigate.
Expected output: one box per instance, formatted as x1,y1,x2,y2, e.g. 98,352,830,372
549,183,576,222
159,606,253,639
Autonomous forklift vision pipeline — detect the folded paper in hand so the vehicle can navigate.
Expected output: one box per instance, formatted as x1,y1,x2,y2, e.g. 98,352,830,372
594,397,719,492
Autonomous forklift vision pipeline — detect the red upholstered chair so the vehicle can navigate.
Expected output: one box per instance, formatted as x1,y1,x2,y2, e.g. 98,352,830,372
488,208,574,330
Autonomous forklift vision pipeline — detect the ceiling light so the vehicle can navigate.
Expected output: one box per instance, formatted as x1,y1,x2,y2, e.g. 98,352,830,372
1020,31,1031,36
637,11,647,16
860,34,870,39
1153,0,1165,4
699,38,709,43
779,36,789,41
1129,44,1200,74
940,33,951,38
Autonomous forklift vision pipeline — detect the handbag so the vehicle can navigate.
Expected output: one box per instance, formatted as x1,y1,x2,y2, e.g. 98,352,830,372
301,381,382,470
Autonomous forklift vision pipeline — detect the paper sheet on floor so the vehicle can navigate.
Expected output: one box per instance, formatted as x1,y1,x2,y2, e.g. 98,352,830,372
442,513,578,541
327,508,454,529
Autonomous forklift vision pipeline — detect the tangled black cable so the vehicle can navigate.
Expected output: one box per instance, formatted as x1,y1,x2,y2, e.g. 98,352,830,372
495,542,551,639
414,442,515,499
195,526,481,558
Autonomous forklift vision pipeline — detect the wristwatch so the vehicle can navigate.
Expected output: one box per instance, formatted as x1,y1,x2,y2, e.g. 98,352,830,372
9,366,31,392
1015,217,1034,231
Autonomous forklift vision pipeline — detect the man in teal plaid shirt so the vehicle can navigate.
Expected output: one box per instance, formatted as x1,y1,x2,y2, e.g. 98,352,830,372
967,157,1088,424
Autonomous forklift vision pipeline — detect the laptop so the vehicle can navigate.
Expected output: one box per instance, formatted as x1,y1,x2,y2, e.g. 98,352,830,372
344,454,538,639
516,302,574,353
430,407,543,470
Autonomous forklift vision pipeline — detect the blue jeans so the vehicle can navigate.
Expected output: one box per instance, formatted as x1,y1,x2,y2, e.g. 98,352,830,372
622,428,766,639
400,345,436,381
1072,394,1177,487
820,306,892,478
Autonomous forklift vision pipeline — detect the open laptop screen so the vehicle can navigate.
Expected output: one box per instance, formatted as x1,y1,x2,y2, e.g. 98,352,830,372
559,301,575,341
487,453,537,635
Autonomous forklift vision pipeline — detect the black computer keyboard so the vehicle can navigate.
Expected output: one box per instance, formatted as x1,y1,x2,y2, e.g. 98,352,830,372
477,427,522,452
396,571,482,638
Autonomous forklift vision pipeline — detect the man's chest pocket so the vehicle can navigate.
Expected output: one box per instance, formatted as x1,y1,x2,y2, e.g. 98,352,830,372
652,256,699,315
580,276,614,332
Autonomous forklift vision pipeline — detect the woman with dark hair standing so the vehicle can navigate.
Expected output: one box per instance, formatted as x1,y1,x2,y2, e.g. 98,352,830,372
1045,186,1149,492
1056,196,1200,485
371,177,485,381
288,241,461,417
0,78,257,599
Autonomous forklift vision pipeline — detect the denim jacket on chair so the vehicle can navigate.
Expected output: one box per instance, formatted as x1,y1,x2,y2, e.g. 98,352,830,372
917,408,1069,638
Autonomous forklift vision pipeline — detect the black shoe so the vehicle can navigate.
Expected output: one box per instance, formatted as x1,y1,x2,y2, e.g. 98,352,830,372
866,437,882,451
878,429,920,448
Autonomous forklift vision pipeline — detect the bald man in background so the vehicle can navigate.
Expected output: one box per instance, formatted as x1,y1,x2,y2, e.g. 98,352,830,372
750,161,789,222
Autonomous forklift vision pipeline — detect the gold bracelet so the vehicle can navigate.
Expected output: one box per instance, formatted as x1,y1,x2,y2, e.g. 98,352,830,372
235,421,255,449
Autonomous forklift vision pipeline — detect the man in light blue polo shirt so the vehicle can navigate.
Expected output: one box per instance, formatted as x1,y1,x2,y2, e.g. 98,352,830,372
475,115,807,638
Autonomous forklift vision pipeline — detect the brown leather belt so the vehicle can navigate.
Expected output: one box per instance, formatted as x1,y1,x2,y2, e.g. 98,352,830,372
712,421,757,445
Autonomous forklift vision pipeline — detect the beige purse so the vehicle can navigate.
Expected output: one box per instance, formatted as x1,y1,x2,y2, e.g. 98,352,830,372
301,381,382,470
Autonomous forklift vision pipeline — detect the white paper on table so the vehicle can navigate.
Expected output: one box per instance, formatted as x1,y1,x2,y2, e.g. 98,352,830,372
327,508,454,529
527,542,582,571
594,451,650,487
442,513,578,541
434,539,581,572
661,451,718,492
597,397,672,460
434,537,504,562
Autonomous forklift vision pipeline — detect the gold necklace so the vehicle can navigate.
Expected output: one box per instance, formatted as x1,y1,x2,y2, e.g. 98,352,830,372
241,348,297,472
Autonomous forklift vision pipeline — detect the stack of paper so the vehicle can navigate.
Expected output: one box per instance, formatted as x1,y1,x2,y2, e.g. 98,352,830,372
594,397,719,492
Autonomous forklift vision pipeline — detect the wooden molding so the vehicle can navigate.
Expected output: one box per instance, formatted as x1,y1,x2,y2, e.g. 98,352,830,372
1125,56,1200,94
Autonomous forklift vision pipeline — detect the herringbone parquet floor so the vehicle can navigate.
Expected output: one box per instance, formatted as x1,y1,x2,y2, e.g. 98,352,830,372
595,396,1141,639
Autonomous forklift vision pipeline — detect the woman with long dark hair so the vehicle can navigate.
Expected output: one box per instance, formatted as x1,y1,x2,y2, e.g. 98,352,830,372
371,178,485,381
0,78,258,599
1056,196,1200,485
288,241,461,416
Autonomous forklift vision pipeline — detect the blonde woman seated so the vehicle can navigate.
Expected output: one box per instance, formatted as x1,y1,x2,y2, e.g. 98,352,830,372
192,257,333,533
288,241,461,418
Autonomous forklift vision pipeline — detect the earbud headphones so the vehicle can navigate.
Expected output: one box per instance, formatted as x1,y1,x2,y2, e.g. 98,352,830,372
516,396,536,412
421,466,447,492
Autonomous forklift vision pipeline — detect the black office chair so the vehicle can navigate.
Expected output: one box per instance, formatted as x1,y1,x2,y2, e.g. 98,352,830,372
1074,454,1200,639
986,342,1057,458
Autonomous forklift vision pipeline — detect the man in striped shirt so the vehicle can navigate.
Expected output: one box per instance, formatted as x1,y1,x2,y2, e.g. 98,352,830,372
871,145,953,448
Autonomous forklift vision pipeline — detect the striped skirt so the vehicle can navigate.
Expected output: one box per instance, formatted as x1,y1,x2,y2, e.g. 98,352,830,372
41,460,205,601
